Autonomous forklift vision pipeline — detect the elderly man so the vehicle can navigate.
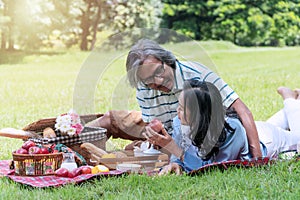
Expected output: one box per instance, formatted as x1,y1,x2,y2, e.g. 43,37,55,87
87,39,262,158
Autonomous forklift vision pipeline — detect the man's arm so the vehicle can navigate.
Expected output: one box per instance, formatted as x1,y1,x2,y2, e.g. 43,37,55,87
230,98,262,158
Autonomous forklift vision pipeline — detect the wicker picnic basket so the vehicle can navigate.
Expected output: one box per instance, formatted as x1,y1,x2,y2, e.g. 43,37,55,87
22,113,107,164
12,152,63,176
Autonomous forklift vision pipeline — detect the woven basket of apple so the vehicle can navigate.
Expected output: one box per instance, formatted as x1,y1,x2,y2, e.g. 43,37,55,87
22,111,107,165
12,140,63,176
12,140,111,177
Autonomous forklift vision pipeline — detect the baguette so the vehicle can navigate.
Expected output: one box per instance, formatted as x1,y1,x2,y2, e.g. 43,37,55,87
80,142,108,158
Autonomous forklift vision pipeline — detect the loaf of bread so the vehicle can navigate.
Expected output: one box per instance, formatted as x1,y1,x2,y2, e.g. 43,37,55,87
43,127,56,138
80,142,108,158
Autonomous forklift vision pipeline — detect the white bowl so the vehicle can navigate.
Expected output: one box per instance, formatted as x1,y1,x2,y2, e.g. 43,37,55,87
116,163,141,173
133,149,145,157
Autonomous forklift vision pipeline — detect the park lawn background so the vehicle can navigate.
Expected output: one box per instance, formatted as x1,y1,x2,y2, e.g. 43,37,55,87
0,41,300,199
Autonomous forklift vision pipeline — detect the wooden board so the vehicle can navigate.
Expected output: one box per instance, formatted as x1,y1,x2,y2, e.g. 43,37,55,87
92,150,169,170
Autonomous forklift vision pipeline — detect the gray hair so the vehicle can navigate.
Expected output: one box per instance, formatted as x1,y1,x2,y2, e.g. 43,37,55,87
126,39,176,88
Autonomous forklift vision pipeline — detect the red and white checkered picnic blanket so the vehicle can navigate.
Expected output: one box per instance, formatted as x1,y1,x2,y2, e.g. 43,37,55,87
0,160,126,188
189,157,272,175
0,157,273,188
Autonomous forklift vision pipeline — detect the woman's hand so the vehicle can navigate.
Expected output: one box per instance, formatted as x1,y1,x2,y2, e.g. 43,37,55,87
143,126,173,147
143,126,184,157
159,163,182,175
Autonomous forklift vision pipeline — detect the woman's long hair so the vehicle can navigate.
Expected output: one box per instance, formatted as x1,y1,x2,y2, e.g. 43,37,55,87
183,80,236,160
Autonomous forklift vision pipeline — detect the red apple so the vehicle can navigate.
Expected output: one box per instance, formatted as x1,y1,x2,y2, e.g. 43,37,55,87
52,149,59,154
67,171,76,178
22,141,36,150
15,148,28,154
148,118,163,133
68,168,82,178
80,166,92,174
55,167,69,177
39,147,49,154
28,146,41,154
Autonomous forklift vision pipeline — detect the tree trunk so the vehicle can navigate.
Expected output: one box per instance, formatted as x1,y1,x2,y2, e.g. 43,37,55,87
7,0,14,50
80,1,92,51
195,17,201,40
1,0,8,50
89,2,102,51
8,24,14,50
1,32,6,50
80,11,89,51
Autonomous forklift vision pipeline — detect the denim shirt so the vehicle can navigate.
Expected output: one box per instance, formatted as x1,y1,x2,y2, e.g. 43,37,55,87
171,116,267,173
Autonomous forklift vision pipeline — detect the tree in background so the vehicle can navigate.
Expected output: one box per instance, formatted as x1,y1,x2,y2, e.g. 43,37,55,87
0,0,162,51
211,0,300,46
1,0,300,50
161,0,300,46
161,0,214,40
0,0,33,50
106,0,162,49
0,0,65,50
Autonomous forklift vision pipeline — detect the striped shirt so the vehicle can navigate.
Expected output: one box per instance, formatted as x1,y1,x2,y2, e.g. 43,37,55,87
136,60,239,131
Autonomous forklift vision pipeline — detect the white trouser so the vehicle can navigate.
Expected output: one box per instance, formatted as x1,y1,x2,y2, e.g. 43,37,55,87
256,98,300,157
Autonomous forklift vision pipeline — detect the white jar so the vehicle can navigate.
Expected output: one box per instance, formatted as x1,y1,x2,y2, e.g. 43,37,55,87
60,152,78,171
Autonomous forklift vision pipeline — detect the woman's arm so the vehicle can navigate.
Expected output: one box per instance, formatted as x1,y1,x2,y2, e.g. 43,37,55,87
230,98,262,158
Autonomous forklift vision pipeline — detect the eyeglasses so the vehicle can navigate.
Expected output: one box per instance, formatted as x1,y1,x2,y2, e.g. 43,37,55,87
140,62,165,86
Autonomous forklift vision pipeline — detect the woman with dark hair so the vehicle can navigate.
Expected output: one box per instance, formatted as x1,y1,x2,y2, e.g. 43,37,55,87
181,80,240,161
143,80,300,174
144,80,257,173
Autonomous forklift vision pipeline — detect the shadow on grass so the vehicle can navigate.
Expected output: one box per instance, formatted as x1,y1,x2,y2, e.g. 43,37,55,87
0,50,65,65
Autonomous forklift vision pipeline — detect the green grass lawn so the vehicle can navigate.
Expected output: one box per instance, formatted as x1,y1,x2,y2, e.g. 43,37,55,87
0,41,300,199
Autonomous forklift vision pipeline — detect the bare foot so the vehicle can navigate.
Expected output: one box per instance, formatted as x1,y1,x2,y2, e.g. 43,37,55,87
295,88,300,100
277,86,297,100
